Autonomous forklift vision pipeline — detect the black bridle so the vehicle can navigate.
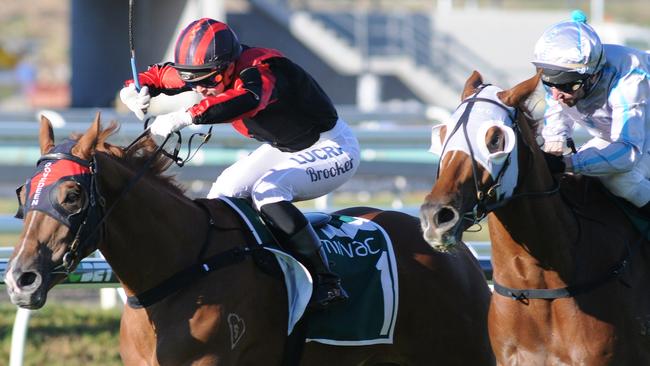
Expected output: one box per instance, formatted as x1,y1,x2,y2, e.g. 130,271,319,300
438,85,560,226
36,152,104,274
16,133,178,275
15,132,266,309
14,147,105,275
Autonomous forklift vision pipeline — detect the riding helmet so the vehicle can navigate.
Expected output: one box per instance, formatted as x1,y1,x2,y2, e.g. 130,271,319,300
172,18,242,79
532,19,605,85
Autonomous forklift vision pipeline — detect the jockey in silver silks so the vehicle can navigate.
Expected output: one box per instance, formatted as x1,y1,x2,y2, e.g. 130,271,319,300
533,16,650,211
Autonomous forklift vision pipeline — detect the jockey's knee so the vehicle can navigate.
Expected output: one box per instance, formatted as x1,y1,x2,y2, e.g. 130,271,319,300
251,180,293,211
206,174,249,199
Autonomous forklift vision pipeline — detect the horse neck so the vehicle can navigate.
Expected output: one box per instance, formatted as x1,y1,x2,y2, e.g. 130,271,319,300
489,147,579,287
94,154,210,296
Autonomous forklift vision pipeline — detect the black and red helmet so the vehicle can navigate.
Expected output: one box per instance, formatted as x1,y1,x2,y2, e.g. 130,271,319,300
172,18,242,82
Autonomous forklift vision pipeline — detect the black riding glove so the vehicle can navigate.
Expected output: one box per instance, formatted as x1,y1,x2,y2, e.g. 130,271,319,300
542,151,566,173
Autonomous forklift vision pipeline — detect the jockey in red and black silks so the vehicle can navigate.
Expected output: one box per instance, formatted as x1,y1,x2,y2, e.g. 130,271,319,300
125,40,338,153
119,18,360,309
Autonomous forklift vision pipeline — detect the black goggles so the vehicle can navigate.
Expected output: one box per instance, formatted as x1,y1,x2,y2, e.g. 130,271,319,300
183,72,224,88
542,76,590,94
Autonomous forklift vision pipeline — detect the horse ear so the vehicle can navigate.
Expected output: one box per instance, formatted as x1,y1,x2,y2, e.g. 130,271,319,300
39,115,55,155
461,71,484,101
72,112,102,160
497,70,543,107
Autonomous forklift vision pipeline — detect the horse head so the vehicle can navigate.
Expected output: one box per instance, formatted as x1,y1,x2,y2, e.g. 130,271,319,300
420,71,544,251
5,113,130,308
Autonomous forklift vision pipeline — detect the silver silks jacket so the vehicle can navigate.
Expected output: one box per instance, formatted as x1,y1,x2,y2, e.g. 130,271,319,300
542,44,650,176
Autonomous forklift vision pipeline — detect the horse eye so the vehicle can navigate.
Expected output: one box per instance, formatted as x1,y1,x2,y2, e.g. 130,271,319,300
486,128,505,153
64,190,80,204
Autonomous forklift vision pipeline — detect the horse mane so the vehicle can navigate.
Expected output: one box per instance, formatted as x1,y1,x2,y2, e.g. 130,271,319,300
515,99,542,142
73,121,186,195
516,86,545,138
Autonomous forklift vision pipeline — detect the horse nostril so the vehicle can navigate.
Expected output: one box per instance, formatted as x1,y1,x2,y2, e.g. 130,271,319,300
436,207,456,226
18,272,38,288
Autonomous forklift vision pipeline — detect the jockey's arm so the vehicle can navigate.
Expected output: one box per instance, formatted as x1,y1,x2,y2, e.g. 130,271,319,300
541,96,575,154
189,66,272,125
125,63,191,97
569,82,647,175
569,140,639,175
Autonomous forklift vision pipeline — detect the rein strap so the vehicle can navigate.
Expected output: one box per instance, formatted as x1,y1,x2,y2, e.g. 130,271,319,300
126,246,261,308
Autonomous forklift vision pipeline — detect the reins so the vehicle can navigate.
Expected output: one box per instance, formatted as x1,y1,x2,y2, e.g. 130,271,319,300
50,125,207,274
127,117,213,167
51,133,175,273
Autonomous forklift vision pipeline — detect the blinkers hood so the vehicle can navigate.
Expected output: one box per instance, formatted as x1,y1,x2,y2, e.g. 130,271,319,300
17,140,92,228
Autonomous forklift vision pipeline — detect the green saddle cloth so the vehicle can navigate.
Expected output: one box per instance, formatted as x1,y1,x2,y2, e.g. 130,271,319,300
219,196,399,346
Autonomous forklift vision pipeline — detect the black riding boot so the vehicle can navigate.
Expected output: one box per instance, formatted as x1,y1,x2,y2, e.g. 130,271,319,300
289,224,349,308
260,201,348,309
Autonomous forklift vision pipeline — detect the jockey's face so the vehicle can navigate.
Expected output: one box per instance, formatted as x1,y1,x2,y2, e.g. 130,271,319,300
549,85,585,107
545,72,599,107
193,64,236,97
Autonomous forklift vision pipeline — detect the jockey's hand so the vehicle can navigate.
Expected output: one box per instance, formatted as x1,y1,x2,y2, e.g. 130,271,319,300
542,137,566,156
542,151,567,173
119,84,150,120
149,110,193,141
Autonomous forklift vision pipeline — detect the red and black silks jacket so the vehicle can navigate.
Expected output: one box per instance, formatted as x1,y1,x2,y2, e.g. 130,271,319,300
126,46,338,152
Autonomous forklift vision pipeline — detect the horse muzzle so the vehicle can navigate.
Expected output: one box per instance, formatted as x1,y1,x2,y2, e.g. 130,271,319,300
419,202,462,251
5,261,48,309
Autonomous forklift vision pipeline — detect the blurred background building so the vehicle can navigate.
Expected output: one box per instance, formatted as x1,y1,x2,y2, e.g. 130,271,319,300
0,0,648,113
0,0,649,206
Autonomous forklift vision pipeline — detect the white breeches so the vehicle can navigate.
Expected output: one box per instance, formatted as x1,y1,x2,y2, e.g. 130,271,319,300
207,119,360,210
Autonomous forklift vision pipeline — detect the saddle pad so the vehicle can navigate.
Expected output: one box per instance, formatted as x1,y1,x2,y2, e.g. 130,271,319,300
306,214,399,346
219,197,399,346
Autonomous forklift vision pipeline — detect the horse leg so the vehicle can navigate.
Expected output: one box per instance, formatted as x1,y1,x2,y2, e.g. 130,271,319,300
119,307,156,365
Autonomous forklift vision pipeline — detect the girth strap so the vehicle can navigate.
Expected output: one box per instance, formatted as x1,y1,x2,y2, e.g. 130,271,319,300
493,255,630,301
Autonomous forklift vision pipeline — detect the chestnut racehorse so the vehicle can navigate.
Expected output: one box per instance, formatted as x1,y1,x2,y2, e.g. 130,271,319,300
5,114,494,365
420,71,650,365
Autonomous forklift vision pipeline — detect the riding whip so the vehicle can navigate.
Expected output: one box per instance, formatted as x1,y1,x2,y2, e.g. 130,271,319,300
128,0,141,91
